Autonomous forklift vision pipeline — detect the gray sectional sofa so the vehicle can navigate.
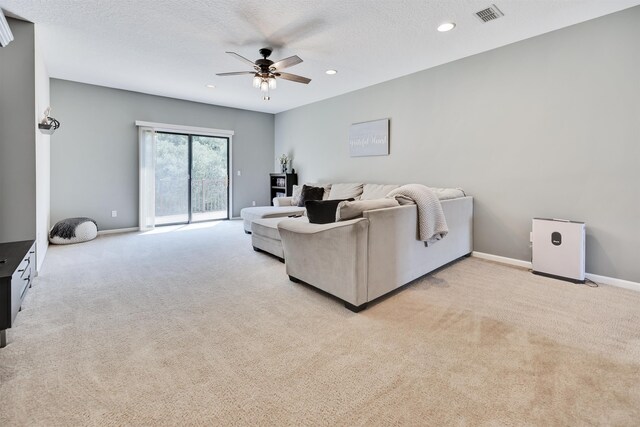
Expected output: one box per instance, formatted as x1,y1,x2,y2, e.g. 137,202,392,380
241,182,474,312
279,196,473,311
240,183,462,233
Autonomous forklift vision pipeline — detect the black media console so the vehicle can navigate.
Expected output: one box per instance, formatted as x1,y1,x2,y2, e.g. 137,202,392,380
0,240,35,348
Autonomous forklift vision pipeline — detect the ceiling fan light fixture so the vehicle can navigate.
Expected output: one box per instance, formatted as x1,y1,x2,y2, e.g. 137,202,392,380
260,80,269,92
437,22,456,32
263,95,270,101
268,76,277,90
252,74,262,88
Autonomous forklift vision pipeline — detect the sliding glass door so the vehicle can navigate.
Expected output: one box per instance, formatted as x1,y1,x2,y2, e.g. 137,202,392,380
191,135,228,221
155,132,229,225
155,133,189,225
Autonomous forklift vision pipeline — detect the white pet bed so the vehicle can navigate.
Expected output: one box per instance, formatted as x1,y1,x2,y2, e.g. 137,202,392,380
49,217,98,245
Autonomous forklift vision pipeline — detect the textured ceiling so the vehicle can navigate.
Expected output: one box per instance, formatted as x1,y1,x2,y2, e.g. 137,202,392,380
2,0,639,114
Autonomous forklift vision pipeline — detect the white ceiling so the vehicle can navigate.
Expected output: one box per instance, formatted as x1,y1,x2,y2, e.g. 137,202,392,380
2,0,639,114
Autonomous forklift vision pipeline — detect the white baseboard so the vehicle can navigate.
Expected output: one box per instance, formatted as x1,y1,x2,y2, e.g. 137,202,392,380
98,227,139,235
471,251,640,292
583,273,640,292
471,251,532,269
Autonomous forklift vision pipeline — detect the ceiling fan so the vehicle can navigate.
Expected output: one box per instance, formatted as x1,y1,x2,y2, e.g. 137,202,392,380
217,48,311,100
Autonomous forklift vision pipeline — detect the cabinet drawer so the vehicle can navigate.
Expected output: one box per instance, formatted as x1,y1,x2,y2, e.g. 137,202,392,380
11,268,30,324
20,267,31,299
16,256,30,278
9,243,35,325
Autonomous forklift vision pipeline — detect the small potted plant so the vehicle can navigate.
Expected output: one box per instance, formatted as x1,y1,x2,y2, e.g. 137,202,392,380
278,154,290,173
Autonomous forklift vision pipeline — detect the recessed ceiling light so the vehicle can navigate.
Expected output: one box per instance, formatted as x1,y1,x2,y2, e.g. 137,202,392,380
437,22,456,32
205,84,216,88
325,69,337,75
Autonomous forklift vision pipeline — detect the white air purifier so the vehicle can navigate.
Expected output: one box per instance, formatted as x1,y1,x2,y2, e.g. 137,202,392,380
532,218,585,283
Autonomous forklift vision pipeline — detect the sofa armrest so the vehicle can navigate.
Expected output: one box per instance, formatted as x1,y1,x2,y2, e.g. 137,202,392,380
273,196,294,207
278,217,364,233
278,218,369,306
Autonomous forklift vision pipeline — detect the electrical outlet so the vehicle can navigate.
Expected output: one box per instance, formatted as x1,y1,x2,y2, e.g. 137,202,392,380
252,201,256,206
111,210,117,218
237,170,241,176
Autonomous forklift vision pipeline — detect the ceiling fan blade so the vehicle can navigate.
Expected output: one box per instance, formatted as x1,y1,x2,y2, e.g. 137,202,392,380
277,72,311,84
216,71,256,76
271,55,303,70
226,51,257,68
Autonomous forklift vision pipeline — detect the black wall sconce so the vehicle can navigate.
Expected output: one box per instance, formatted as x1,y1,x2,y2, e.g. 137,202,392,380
38,107,60,135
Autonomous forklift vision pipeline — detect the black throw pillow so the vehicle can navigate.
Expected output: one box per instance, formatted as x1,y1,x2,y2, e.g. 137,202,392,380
305,199,355,224
297,185,325,207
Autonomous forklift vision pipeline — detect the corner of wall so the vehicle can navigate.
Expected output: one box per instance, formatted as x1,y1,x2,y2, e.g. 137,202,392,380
34,25,51,272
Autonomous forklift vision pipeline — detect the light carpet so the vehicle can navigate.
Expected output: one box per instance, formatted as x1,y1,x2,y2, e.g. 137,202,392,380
1,220,639,426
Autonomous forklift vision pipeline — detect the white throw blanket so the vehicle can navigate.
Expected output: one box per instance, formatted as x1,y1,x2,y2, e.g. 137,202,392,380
386,184,448,245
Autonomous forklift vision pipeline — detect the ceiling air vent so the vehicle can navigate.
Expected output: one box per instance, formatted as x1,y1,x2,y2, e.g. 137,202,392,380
475,4,504,23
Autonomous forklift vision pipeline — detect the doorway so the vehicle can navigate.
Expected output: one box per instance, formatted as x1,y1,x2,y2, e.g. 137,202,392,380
154,131,229,225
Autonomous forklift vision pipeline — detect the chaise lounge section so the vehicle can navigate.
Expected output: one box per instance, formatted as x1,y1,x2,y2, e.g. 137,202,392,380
250,217,291,261
240,204,305,234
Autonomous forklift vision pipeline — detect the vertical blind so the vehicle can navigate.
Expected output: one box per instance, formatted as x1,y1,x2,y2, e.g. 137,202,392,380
138,127,156,230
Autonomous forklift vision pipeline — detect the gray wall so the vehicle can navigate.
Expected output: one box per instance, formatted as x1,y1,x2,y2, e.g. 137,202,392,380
0,18,36,242
51,80,274,228
275,7,640,282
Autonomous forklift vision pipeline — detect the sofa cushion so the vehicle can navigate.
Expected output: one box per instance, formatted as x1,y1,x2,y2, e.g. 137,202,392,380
273,196,293,207
361,184,399,200
336,198,400,221
251,217,286,240
328,183,363,200
305,199,354,224
297,185,325,207
240,206,306,222
430,187,466,200
240,202,307,233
